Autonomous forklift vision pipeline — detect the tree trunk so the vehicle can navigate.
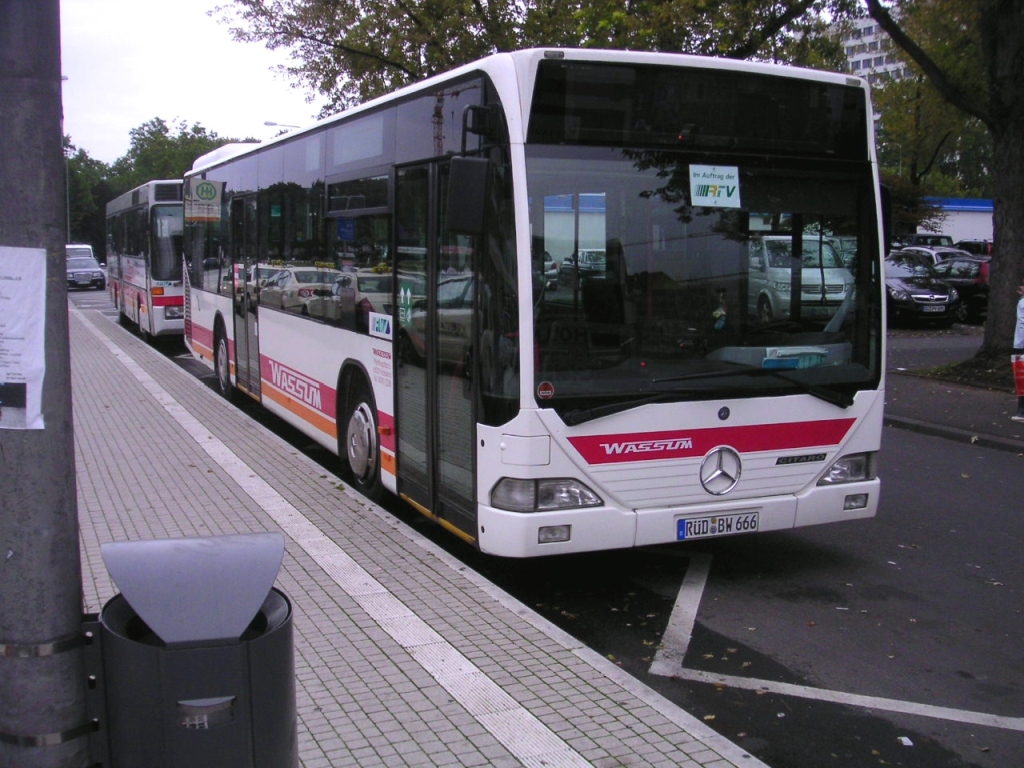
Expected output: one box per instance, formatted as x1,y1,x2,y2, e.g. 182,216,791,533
982,123,1024,356
979,0,1024,357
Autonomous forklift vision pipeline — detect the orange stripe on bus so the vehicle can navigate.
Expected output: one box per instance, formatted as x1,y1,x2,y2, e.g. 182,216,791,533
192,340,214,365
262,382,338,439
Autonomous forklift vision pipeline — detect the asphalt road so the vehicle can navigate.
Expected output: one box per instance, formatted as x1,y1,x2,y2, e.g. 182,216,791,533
887,324,985,371
71,290,1020,768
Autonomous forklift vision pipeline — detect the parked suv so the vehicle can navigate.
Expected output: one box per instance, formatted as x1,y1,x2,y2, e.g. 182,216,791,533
954,239,994,257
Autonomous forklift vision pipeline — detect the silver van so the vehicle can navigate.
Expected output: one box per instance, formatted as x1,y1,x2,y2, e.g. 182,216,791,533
747,236,853,323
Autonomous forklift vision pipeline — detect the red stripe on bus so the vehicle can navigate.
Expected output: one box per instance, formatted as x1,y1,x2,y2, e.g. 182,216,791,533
260,355,338,420
567,419,856,465
152,295,184,307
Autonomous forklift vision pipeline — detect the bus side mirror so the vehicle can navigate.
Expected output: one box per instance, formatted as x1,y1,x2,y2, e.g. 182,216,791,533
446,156,488,235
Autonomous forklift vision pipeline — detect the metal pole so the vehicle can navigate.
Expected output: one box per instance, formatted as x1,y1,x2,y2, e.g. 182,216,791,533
0,2,90,766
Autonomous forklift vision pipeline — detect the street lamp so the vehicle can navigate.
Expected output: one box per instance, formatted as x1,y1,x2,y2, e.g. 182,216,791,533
264,120,300,129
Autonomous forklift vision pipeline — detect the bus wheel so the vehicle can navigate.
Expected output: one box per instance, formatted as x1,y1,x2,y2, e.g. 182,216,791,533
214,328,234,402
343,379,383,501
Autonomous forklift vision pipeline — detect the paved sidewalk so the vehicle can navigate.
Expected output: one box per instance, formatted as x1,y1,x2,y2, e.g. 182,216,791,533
884,372,1024,454
70,303,763,768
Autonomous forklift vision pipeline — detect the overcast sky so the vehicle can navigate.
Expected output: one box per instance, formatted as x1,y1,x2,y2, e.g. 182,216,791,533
61,0,324,164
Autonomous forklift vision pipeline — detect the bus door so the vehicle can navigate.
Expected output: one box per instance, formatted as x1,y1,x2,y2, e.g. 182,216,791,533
230,194,261,397
394,162,476,537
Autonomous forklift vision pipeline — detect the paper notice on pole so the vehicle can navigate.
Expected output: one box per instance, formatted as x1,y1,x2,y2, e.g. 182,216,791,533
0,246,46,429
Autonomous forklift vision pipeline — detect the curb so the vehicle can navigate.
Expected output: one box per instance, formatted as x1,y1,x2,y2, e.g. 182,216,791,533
884,414,1024,455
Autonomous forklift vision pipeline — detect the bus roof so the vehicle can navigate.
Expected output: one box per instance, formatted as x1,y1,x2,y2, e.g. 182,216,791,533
188,48,869,176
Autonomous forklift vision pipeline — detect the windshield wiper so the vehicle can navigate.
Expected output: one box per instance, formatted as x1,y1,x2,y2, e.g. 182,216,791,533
560,364,855,425
653,364,855,408
561,393,678,426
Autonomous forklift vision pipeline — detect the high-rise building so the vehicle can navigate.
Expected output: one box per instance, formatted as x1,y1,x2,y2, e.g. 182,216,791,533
841,16,908,84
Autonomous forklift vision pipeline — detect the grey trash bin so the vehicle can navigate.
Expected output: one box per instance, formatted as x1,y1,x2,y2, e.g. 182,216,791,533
97,532,297,768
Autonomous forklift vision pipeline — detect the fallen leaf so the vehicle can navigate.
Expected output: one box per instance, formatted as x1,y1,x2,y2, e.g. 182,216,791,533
704,715,716,721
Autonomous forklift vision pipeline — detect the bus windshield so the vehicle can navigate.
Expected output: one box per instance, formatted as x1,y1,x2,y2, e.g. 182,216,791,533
151,204,184,282
528,147,881,420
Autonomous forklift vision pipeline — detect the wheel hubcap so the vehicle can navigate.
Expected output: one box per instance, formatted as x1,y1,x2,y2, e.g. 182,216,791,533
347,403,377,481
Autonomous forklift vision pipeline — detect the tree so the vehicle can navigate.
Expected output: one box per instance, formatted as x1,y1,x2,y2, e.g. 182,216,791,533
65,119,243,261
866,0,1024,357
64,136,112,255
214,0,855,114
872,74,989,197
108,118,237,195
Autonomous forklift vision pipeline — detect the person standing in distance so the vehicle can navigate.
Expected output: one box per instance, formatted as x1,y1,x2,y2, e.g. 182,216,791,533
1012,279,1024,422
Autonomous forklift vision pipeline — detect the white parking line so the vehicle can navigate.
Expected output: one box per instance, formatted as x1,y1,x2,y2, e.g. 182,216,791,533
676,669,1024,732
649,552,711,677
648,550,1024,732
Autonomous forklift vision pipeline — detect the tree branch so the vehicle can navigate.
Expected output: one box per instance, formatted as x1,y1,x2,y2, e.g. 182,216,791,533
723,0,819,60
864,0,992,129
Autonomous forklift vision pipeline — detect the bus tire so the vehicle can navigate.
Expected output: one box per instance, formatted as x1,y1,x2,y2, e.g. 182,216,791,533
214,326,234,402
342,377,383,501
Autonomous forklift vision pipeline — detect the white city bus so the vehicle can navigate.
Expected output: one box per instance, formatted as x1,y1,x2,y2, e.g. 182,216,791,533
106,179,185,338
183,49,886,558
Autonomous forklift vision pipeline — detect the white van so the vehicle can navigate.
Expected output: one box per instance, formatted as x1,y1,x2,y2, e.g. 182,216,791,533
747,236,853,323
66,243,96,260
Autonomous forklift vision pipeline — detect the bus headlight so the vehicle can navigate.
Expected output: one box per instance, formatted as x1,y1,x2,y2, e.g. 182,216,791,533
817,452,875,485
165,306,184,320
490,478,603,512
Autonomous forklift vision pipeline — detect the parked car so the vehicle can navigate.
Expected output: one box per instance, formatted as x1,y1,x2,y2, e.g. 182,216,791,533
404,274,474,366
747,236,853,322
827,236,858,269
66,255,106,291
259,267,342,314
897,233,955,248
954,239,994,257
932,256,990,323
895,245,972,266
558,249,606,286
246,263,284,301
543,252,558,284
884,251,960,326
